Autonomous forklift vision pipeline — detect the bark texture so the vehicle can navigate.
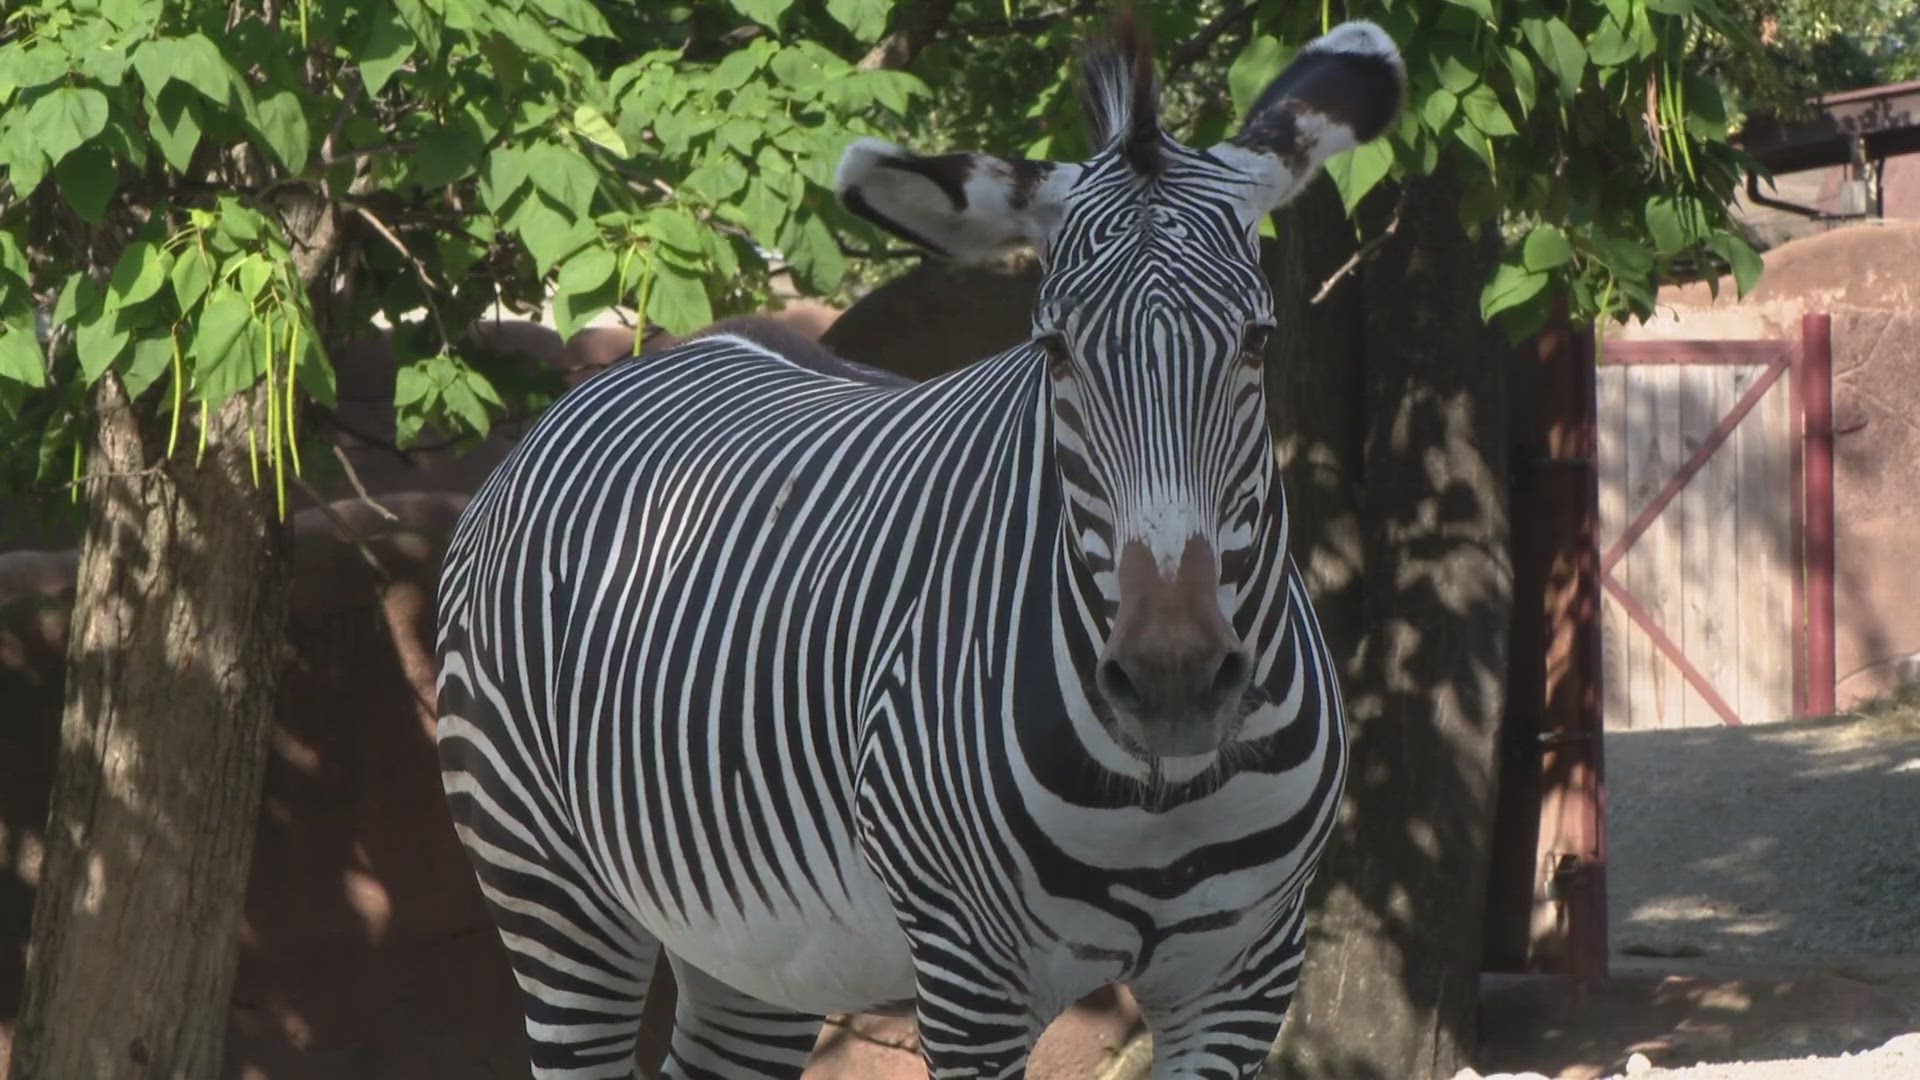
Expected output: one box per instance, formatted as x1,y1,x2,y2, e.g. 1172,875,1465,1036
1262,176,1367,671
1272,169,1513,1080
9,379,289,1080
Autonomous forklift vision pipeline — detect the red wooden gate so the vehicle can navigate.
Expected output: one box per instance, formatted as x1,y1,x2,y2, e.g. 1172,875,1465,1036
1598,314,1835,728
1485,313,1836,985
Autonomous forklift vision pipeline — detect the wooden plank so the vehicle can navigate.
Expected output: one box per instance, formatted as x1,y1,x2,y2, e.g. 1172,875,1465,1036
1752,375,1795,722
1597,367,1632,730
1688,364,1745,726
1619,366,1680,727
1648,365,1691,727
1602,340,1794,367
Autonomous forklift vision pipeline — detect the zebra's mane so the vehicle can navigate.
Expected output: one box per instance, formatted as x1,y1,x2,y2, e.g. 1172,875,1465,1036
1078,6,1162,178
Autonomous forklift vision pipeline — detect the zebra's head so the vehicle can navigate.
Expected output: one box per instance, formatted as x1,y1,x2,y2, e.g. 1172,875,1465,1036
837,16,1403,760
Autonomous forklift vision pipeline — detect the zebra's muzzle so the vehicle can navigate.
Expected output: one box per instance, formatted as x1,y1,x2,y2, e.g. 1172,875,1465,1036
1097,535,1253,757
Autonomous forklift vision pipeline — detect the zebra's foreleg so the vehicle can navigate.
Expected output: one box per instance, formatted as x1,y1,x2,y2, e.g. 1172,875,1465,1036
906,960,1041,1080
1135,914,1310,1080
658,960,823,1080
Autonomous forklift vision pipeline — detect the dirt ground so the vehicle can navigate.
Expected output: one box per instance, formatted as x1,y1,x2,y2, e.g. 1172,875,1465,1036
1471,707,1920,1079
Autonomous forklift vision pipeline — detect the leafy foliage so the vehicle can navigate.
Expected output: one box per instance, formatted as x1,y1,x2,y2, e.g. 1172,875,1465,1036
0,0,1788,513
0,0,924,509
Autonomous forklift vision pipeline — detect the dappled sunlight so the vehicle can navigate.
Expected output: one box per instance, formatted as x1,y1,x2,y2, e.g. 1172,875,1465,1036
1607,715,1920,960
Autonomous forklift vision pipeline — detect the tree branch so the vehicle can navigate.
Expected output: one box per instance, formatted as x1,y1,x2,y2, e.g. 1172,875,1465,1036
330,443,398,522
1310,195,1406,305
351,204,454,348
1167,1,1258,71
859,0,960,70
941,1,1098,39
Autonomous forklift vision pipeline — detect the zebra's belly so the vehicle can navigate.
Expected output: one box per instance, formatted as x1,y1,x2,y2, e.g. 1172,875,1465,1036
634,858,917,1016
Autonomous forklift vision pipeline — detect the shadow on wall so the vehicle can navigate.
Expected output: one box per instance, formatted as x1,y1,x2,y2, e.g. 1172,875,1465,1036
0,495,530,1079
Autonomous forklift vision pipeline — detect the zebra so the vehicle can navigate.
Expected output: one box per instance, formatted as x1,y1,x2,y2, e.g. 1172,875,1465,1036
435,14,1404,1080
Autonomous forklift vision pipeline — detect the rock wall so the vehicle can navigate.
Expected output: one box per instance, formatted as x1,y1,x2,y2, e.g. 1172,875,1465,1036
1613,221,1920,708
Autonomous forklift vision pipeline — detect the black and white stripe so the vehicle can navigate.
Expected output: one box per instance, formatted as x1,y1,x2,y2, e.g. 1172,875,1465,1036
438,18,1403,1080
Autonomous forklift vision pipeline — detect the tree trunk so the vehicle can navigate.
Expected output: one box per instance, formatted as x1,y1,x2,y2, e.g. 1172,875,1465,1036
1262,175,1366,669
9,379,290,1080
1272,169,1513,1080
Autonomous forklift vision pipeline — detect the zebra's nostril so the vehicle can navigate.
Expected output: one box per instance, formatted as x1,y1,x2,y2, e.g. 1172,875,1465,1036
1210,648,1252,701
1097,657,1145,713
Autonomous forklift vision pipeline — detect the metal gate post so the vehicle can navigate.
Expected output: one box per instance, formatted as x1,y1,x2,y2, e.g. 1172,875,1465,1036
1801,313,1837,716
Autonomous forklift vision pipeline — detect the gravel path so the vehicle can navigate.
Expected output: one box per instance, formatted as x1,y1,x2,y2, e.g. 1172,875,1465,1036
1529,712,1920,1079
1460,1032,1920,1080
1606,714,1920,964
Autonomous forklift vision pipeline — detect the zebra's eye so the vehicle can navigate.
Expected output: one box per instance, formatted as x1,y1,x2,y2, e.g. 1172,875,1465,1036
1040,333,1073,374
1239,325,1273,368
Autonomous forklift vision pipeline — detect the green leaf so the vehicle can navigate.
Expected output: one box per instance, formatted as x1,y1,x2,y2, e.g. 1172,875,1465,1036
53,276,93,330
514,195,592,275
1504,46,1537,118
295,328,335,407
171,244,214,310
530,0,615,38
394,360,434,408
718,118,762,157
1644,195,1707,255
252,90,311,171
358,4,414,96
1521,225,1573,270
865,70,921,115
1480,261,1551,321
234,254,273,301
557,246,617,294
526,142,599,219
1523,17,1587,104
731,0,794,31
1228,35,1289,121
779,208,845,294
1588,16,1638,67
131,36,233,105
572,105,627,156
191,291,260,404
1645,0,1693,13
682,154,750,202
482,146,531,213
55,153,117,224
826,0,892,42
1420,88,1459,132
1444,0,1494,21
1323,141,1394,213
1459,84,1517,137
647,261,712,334
739,176,789,247
648,208,707,253
1430,53,1480,94
146,84,203,172
1458,172,1502,236
710,49,763,93
0,323,47,387
0,140,49,199
121,332,174,401
27,86,110,168
108,240,170,309
1706,232,1763,297
76,308,130,385
411,122,486,188
0,232,25,280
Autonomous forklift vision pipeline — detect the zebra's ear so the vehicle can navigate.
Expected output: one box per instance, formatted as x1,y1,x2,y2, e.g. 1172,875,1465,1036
835,138,1080,265
1209,21,1406,216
